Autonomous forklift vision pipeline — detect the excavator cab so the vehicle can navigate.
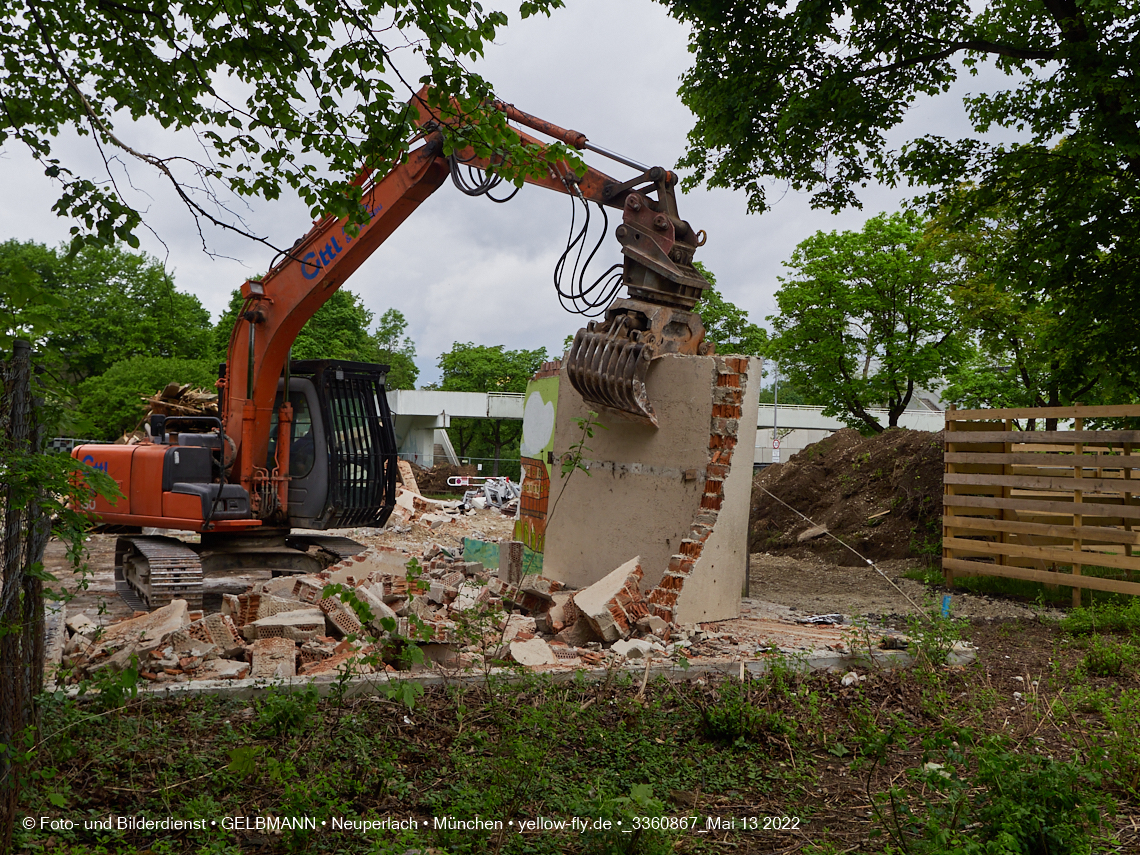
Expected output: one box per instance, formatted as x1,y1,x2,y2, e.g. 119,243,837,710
267,359,399,531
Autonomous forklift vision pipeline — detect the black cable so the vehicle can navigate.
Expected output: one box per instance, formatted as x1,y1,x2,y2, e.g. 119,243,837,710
448,152,521,203
552,186,623,317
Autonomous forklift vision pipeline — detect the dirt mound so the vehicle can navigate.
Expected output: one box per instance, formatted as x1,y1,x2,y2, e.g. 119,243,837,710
413,462,479,495
749,428,943,564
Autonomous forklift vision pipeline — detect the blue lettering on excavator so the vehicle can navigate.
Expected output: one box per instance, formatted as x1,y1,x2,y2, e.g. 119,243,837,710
318,237,342,266
301,252,320,279
81,454,109,473
300,203,384,280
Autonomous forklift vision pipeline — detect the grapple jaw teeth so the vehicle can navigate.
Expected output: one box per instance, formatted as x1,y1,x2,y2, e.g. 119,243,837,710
567,327,657,426
565,300,706,427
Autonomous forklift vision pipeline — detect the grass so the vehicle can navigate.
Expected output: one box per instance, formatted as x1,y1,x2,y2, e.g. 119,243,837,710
903,563,1137,609
13,615,1140,854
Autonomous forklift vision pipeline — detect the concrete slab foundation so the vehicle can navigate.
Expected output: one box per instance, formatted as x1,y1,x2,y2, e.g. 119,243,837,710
543,354,760,624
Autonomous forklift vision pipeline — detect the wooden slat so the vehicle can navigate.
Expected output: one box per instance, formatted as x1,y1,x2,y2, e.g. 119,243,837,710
943,558,1140,596
945,452,1140,468
944,537,1140,573
946,463,1006,475
946,430,1140,444
1017,514,1130,527
942,515,1140,547
946,405,1140,421
1009,467,1133,479
945,472,1137,493
943,494,1140,521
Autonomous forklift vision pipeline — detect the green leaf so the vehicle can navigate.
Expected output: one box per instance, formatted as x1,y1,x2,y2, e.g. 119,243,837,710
228,745,263,777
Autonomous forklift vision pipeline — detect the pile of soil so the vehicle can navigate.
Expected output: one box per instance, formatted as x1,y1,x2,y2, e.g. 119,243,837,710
749,428,943,564
412,462,479,495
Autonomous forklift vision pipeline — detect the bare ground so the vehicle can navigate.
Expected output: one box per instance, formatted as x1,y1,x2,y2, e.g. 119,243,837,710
748,552,1066,625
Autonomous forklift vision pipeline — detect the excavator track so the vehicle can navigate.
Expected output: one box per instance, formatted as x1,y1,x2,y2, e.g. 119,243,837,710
115,536,204,611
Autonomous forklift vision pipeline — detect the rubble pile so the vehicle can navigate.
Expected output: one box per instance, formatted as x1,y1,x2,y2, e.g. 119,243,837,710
386,463,493,534
57,544,702,686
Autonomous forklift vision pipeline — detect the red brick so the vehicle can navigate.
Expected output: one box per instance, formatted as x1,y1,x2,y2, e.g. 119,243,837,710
649,588,679,608
707,463,730,478
704,478,724,494
627,601,649,620
729,357,750,373
716,373,741,388
657,574,685,591
679,539,702,557
701,493,723,511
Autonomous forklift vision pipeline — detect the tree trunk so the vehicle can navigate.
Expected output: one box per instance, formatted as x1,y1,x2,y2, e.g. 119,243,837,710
1,340,48,855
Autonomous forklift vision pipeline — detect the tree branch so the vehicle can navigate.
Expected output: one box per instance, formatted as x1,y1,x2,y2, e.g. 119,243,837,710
850,39,1056,80
27,0,288,255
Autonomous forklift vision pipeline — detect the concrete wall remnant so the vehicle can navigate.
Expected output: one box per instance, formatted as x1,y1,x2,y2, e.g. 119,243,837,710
543,354,760,624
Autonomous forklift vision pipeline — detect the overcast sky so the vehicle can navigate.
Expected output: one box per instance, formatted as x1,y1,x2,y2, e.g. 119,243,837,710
0,0,998,385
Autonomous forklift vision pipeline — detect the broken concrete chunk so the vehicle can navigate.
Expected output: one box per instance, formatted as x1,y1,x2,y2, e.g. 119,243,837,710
498,539,524,585
193,659,250,681
254,574,315,598
100,599,190,650
611,638,655,660
508,637,557,667
242,608,325,642
636,614,670,636
501,614,536,643
454,581,490,611
397,459,420,495
250,637,297,679
519,575,565,601
554,618,603,648
797,524,829,542
548,592,577,627
326,546,411,582
65,612,98,637
572,557,644,642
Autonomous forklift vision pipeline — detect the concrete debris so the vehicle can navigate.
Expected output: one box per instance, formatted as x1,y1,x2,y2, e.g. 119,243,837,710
242,608,325,642
61,533,707,687
797,524,829,542
397,459,421,495
65,611,98,637
611,638,655,660
572,557,645,642
796,614,845,626
250,637,298,679
635,614,670,637
508,637,557,667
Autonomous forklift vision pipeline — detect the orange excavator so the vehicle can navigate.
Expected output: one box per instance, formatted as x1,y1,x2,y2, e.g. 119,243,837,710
73,88,712,610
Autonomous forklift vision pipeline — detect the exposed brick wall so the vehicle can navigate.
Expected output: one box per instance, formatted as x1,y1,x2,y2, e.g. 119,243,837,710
646,356,750,623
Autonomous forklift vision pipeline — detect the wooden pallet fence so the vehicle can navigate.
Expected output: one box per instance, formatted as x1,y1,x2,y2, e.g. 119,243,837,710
943,405,1140,606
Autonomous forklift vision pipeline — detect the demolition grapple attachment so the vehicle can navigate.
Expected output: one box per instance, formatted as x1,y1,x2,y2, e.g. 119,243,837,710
565,167,712,426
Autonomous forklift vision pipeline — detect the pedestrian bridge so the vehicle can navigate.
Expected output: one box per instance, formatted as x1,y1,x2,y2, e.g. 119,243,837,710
385,391,945,468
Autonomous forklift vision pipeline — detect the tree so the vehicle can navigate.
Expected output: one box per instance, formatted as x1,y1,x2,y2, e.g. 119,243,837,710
661,0,1140,397
930,205,1118,427
769,212,965,433
371,309,419,390
692,261,768,357
0,0,569,253
0,240,212,383
436,342,546,475
75,356,217,440
213,288,418,388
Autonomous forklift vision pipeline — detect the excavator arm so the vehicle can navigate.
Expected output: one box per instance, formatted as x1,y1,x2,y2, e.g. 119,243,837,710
224,87,712,520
